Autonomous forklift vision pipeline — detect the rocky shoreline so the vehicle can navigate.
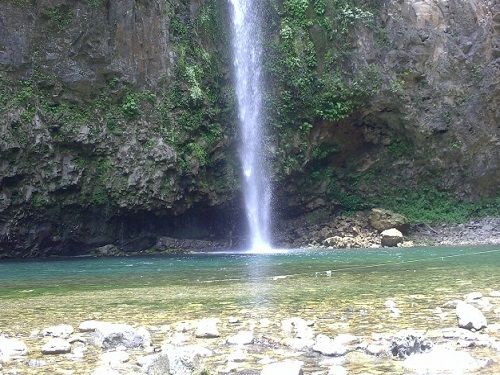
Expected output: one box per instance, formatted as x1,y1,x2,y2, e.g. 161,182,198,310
0,291,499,374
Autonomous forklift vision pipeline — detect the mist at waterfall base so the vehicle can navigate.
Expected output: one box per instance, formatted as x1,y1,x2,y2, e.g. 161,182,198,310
229,0,272,252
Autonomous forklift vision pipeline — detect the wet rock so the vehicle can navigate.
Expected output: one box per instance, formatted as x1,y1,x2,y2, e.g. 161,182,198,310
380,228,403,247
0,336,29,359
93,323,151,349
261,360,303,375
195,318,220,338
41,338,71,354
42,324,74,339
402,347,491,373
390,330,432,358
369,209,409,232
456,302,487,331
313,334,348,356
93,244,120,256
227,330,254,345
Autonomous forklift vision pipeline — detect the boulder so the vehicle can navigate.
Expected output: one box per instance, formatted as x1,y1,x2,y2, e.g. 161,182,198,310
42,324,74,339
369,208,409,232
456,302,487,331
261,360,303,375
402,347,491,373
195,318,220,338
380,228,403,247
41,338,71,354
313,334,348,356
93,323,151,349
0,336,28,359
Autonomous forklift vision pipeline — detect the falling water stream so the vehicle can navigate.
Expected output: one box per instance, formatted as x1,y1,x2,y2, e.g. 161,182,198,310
229,0,272,251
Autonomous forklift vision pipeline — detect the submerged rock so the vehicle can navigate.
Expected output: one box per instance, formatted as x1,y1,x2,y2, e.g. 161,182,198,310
93,323,151,349
261,360,303,375
456,302,487,331
380,228,403,247
41,338,71,354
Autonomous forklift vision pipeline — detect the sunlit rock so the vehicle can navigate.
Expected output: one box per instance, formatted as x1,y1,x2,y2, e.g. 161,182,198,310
41,338,71,354
261,360,303,375
42,324,74,339
402,347,491,373
456,302,487,331
369,208,409,232
227,331,254,345
380,228,403,247
195,318,220,338
313,334,348,357
0,336,29,360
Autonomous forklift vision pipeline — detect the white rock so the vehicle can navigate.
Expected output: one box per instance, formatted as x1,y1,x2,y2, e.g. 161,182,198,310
464,292,483,302
259,318,271,328
195,318,220,338
0,336,28,359
403,346,491,373
366,343,388,356
42,324,74,338
174,321,193,333
384,299,397,309
41,338,71,354
489,290,500,297
313,334,348,356
283,337,314,350
228,316,240,324
380,228,403,247
227,331,254,345
261,360,303,375
334,334,358,346
456,302,487,331
328,364,348,375
92,366,121,375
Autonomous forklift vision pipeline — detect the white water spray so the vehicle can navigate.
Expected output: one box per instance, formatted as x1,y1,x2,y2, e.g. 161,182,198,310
228,0,272,251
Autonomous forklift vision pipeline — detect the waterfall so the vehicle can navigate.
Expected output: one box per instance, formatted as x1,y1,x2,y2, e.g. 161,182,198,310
228,0,272,251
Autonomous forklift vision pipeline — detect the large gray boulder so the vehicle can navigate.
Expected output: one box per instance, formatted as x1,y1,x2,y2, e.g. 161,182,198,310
92,323,151,349
456,302,487,331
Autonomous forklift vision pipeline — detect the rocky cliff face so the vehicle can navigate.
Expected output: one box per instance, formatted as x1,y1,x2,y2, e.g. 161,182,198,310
0,0,498,257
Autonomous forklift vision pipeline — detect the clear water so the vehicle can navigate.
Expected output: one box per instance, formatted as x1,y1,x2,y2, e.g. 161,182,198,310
229,0,272,251
0,246,499,374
